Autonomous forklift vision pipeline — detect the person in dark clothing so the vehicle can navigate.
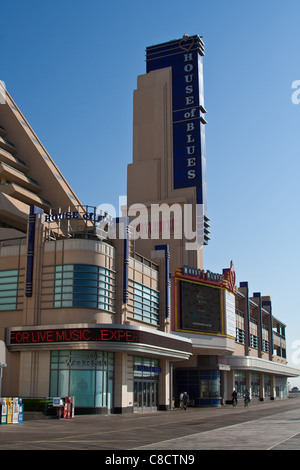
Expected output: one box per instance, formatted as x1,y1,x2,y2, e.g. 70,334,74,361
232,389,238,406
182,392,189,410
244,389,250,407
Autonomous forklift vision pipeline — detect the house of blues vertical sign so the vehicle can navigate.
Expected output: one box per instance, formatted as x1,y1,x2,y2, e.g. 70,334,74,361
146,35,207,208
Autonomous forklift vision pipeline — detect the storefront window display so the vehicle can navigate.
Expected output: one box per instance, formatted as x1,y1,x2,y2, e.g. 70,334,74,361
175,369,221,407
234,371,246,397
275,376,288,398
200,371,220,399
264,374,271,397
251,372,260,397
50,350,114,409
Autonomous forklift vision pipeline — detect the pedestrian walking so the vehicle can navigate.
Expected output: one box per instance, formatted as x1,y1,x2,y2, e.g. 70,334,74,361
232,388,238,407
182,392,189,410
244,389,250,407
179,392,184,408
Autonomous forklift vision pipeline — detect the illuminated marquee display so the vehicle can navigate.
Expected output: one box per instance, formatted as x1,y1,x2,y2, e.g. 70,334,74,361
7,326,193,355
172,264,236,338
10,328,139,344
180,280,221,334
146,35,207,206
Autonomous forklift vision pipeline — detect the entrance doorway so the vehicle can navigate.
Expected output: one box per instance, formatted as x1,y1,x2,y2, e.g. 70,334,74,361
134,380,158,412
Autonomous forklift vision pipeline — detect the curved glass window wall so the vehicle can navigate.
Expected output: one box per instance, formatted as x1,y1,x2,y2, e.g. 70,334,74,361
54,264,115,311
0,269,18,310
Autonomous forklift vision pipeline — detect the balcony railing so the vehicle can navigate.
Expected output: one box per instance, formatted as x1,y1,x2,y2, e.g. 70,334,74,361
0,237,27,248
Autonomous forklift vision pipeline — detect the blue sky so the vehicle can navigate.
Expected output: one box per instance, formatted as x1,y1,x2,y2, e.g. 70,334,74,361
1,0,300,382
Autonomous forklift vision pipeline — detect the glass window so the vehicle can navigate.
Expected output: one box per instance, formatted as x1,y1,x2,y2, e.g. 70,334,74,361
0,269,18,311
200,371,220,398
234,371,246,397
134,357,161,377
132,282,159,325
236,327,245,344
95,369,104,407
50,350,114,408
251,373,260,397
262,339,269,352
0,269,18,277
264,374,271,397
70,370,95,407
54,264,115,311
58,370,69,398
250,334,258,349
75,265,98,272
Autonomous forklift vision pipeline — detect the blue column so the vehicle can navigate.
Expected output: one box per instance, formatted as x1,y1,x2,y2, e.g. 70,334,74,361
240,282,250,348
155,244,170,318
262,300,274,360
116,217,129,304
25,206,36,297
253,292,263,352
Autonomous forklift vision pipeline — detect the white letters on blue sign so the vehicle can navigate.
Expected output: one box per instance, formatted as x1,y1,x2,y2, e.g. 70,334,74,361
183,52,197,179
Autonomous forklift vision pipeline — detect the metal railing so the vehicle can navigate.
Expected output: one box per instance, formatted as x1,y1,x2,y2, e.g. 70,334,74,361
0,237,26,249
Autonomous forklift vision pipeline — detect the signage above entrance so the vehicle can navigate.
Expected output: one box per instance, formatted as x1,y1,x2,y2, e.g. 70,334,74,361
183,265,223,282
182,261,237,294
6,325,193,360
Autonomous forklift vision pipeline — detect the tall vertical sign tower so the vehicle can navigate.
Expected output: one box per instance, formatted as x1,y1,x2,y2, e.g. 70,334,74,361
127,35,209,275
146,35,207,208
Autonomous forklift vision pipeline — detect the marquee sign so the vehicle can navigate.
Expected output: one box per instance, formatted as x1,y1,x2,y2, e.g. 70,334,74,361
9,327,140,344
222,260,237,294
146,35,207,207
182,262,237,294
172,263,237,338
6,325,193,357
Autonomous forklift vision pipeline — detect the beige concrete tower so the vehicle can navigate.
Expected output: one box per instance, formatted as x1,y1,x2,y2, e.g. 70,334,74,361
0,83,82,236
127,35,209,275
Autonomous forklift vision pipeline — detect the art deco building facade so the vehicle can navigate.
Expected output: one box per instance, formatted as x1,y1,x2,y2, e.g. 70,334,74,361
127,36,299,405
0,83,192,413
0,37,298,414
